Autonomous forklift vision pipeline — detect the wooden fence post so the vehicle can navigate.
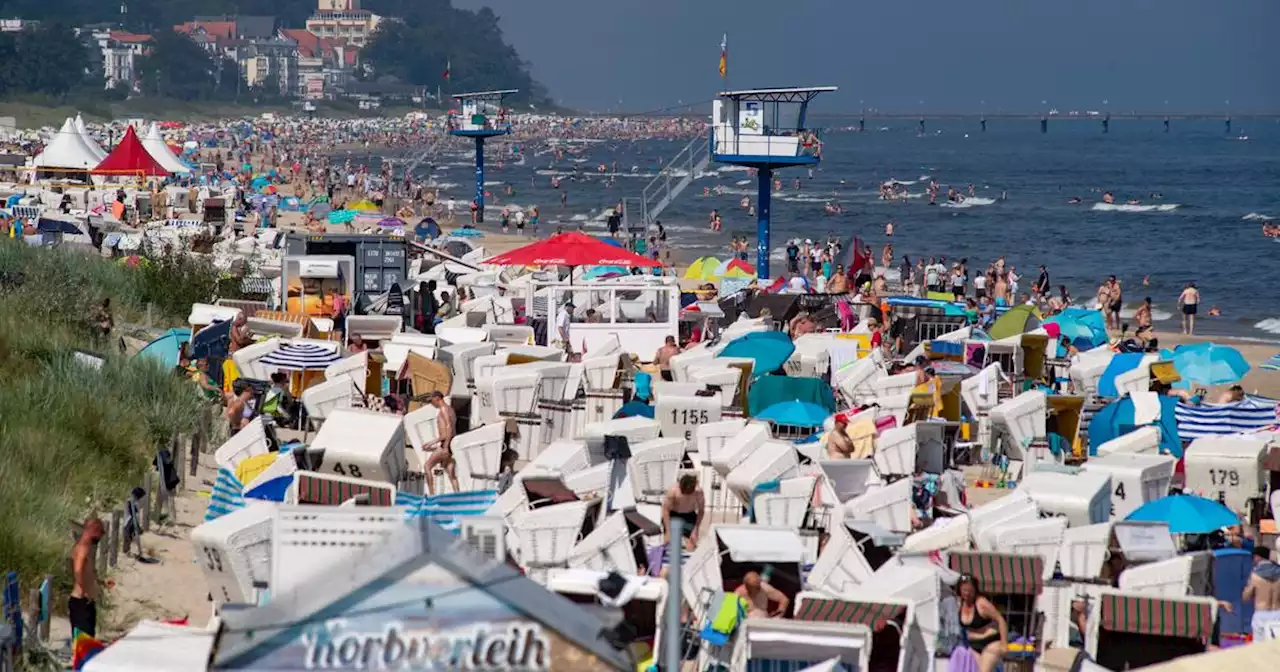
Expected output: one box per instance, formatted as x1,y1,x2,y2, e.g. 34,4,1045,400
108,510,121,568
142,472,153,531
38,575,51,642
189,433,200,477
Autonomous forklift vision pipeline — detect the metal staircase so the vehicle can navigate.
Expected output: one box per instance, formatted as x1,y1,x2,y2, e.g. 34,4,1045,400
633,134,711,227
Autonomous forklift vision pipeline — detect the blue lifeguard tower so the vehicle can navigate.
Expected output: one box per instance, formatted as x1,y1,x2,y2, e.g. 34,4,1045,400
710,87,837,279
447,89,517,223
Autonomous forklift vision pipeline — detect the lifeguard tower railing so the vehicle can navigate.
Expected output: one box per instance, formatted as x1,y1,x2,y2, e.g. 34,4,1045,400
447,89,518,135
709,87,835,166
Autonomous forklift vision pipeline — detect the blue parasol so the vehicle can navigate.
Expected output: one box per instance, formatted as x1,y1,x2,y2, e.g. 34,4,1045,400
755,400,830,428
718,331,796,376
1126,494,1240,534
136,327,192,369
1168,343,1250,385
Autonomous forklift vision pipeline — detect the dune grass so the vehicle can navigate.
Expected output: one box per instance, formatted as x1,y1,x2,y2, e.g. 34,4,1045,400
0,240,212,590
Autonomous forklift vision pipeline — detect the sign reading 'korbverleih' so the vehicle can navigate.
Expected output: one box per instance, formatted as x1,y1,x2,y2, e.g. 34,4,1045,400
298,621,552,671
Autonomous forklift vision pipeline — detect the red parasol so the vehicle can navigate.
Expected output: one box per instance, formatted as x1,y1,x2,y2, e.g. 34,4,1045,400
482,231,663,268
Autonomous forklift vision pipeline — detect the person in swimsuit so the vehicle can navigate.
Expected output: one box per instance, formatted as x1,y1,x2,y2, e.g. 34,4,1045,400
957,575,1007,672
1178,282,1199,335
662,473,704,550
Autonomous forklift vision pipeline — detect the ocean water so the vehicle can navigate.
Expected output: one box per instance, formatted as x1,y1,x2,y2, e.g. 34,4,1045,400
408,117,1280,341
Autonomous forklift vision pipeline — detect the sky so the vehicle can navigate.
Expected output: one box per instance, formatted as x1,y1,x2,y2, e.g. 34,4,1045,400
454,0,1276,114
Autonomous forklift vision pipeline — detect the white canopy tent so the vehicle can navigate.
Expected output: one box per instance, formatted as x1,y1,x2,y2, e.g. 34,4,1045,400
142,123,191,175
75,114,107,161
32,117,101,170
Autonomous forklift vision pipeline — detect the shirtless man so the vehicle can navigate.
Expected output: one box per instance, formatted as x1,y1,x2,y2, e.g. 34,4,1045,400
422,391,459,494
826,417,854,459
70,518,104,637
662,473,704,550
1243,545,1280,641
229,313,253,353
734,571,789,619
654,335,680,382
1178,282,1200,335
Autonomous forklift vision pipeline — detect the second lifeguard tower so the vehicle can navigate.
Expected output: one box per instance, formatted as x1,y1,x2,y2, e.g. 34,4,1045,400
710,86,836,279
447,89,517,223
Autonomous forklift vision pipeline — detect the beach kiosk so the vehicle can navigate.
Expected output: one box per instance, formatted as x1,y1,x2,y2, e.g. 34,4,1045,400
710,86,836,279
448,89,517,223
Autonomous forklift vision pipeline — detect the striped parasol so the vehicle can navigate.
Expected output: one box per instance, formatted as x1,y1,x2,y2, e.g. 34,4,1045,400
259,343,342,371
1262,353,1280,372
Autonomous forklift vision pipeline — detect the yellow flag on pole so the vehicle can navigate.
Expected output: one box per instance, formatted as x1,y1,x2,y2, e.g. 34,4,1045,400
718,34,727,79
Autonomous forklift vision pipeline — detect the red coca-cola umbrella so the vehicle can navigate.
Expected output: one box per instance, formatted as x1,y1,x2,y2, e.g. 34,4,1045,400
482,232,663,269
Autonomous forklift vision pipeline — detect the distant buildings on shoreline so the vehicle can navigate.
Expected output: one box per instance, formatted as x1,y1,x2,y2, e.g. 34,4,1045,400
65,0,410,104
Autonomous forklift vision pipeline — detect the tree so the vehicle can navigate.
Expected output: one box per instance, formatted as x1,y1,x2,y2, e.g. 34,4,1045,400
361,1,550,106
0,23,90,98
135,30,218,101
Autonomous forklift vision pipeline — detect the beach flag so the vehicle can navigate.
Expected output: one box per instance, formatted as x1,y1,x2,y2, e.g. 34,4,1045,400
443,59,451,81
71,632,105,669
718,34,727,79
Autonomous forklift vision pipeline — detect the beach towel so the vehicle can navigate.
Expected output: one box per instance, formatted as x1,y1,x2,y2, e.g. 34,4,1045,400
1130,390,1162,426
700,593,747,646
1175,395,1279,439
948,645,979,672
234,452,279,488
848,416,878,459
205,467,245,522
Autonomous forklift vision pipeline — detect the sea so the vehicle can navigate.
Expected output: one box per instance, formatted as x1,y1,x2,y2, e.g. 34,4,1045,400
401,116,1280,342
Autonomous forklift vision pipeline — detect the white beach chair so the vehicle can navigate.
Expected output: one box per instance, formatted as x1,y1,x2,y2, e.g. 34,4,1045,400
565,511,639,576
214,416,270,472
628,438,685,504
451,423,507,493
512,500,592,584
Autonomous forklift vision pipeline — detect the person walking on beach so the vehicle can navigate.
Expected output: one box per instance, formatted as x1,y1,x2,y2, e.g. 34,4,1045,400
422,391,458,495
70,518,104,638
1243,545,1280,641
1178,282,1200,334
1099,275,1122,331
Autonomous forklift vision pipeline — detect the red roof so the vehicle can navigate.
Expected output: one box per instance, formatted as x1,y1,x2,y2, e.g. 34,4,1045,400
92,126,170,177
174,21,236,40
280,28,340,59
482,232,663,268
109,30,152,44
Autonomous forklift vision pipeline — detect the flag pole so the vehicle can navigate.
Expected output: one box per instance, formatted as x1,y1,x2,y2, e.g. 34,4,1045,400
720,33,728,96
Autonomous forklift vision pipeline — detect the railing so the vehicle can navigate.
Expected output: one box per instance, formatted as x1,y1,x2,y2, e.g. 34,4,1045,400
446,113,511,134
638,134,710,225
709,126,823,160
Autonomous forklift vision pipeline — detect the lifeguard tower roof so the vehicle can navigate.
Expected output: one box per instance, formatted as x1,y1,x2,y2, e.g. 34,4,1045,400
451,89,520,100
717,86,838,102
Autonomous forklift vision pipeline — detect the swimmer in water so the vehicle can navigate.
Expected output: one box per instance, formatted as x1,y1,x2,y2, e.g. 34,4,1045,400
886,221,895,236
1102,191,1115,204
1068,197,1082,204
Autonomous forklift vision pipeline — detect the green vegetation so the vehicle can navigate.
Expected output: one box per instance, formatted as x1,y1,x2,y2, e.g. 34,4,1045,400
0,240,218,589
0,22,93,99
361,1,549,106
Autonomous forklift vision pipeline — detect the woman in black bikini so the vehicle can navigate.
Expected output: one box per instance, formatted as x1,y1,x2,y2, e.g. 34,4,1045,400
957,575,1007,672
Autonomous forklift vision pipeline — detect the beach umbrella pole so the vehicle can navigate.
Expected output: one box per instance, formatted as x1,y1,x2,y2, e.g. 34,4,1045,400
664,517,683,671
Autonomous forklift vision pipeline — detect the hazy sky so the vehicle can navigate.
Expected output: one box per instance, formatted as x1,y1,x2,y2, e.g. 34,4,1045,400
455,0,1276,114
